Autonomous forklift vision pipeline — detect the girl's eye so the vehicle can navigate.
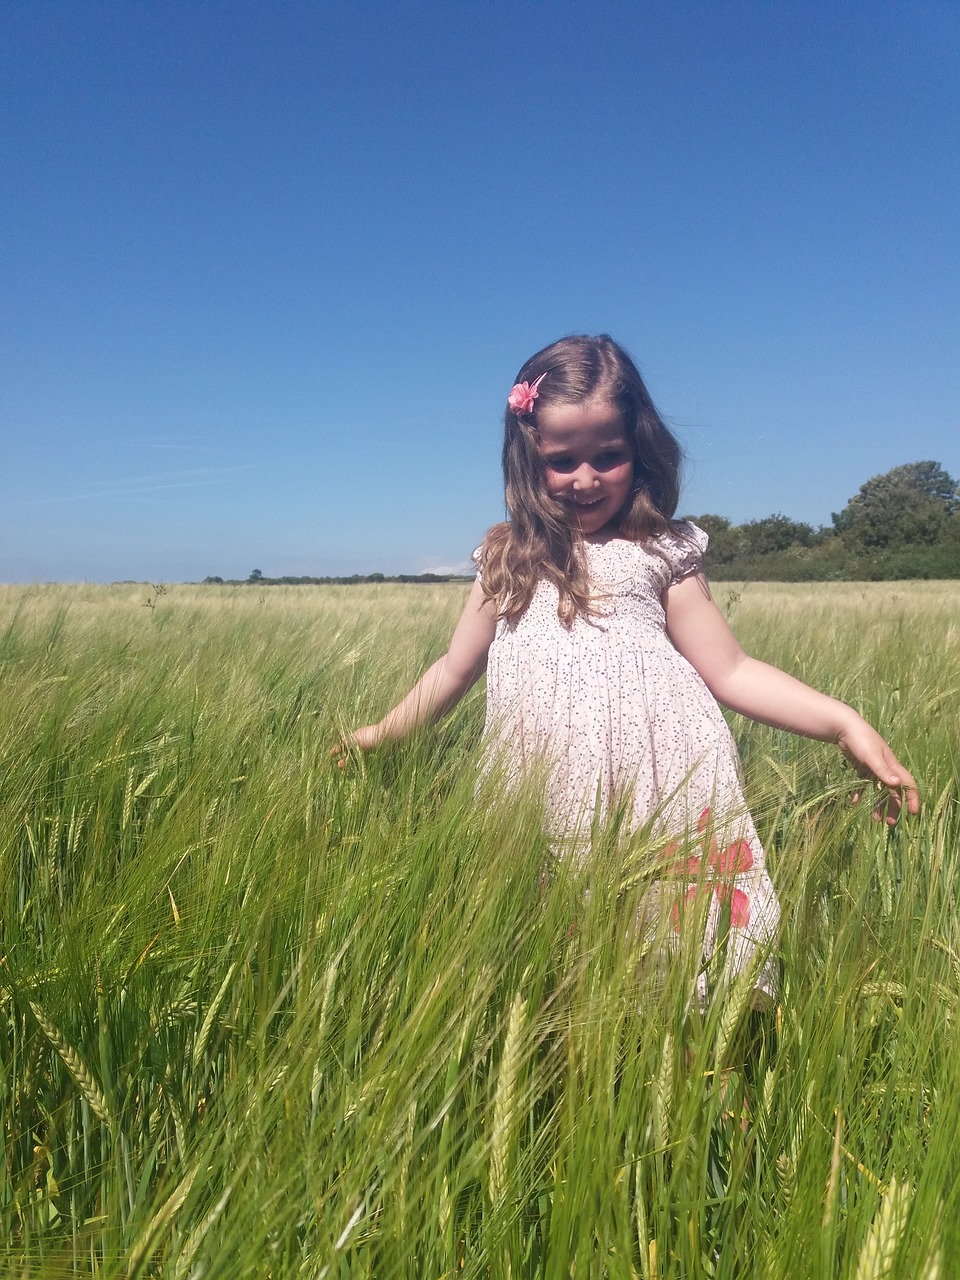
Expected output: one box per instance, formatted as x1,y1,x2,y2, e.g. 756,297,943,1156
543,450,629,472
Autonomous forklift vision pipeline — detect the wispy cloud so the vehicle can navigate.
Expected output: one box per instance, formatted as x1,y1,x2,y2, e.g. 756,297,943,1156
12,466,254,505
115,437,229,452
420,558,475,576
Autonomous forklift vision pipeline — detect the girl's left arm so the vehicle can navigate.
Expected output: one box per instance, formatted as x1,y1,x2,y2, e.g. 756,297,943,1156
664,572,919,822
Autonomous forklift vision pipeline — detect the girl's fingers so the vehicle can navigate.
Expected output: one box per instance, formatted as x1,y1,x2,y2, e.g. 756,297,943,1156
840,729,919,825
331,725,383,766
850,770,919,825
874,762,920,822
892,772,921,818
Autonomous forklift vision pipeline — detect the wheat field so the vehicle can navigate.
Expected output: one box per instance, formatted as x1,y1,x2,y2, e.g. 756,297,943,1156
1,580,958,1278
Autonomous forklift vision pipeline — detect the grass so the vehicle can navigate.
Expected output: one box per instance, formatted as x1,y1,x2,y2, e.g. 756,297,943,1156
0,580,958,1278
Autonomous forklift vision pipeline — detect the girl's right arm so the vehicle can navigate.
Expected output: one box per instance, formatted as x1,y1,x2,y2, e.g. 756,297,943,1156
333,576,497,765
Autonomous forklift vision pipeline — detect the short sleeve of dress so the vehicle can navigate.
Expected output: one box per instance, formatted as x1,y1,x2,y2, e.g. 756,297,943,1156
660,520,709,585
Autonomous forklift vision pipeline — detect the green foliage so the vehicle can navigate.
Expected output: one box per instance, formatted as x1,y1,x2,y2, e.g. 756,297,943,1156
832,462,960,550
739,515,818,556
692,460,960,581
0,582,958,1277
691,515,742,568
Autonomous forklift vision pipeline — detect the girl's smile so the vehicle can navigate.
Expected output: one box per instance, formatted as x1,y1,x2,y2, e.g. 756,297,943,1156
536,398,634,536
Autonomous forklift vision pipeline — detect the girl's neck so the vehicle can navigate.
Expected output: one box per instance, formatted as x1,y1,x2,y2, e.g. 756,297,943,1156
580,522,632,546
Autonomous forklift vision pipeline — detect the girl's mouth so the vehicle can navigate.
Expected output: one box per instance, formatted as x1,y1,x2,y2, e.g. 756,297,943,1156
573,495,604,508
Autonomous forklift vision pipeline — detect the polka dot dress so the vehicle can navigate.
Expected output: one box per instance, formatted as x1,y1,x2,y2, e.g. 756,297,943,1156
481,521,780,995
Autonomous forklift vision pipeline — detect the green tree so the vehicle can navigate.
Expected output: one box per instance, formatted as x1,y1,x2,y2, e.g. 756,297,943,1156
687,515,742,567
832,461,959,549
739,514,817,556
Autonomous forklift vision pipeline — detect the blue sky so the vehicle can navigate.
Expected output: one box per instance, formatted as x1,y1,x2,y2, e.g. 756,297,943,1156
2,0,957,582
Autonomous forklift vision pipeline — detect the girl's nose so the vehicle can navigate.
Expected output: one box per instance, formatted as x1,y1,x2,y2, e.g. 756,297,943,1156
572,465,600,489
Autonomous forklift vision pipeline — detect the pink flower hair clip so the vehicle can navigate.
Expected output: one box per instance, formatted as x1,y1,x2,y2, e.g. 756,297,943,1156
507,371,547,416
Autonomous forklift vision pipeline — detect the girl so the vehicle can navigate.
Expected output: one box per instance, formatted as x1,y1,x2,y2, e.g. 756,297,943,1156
336,334,918,995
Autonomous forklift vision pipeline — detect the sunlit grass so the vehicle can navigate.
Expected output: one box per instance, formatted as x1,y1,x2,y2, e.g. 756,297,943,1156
1,580,958,1277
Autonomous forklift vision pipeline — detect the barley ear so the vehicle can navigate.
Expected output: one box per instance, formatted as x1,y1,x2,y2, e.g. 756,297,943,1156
489,988,526,1212
28,1000,112,1127
854,1177,912,1280
654,1031,674,1153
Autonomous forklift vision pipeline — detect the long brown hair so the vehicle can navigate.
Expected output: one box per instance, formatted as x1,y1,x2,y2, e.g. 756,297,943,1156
479,334,683,625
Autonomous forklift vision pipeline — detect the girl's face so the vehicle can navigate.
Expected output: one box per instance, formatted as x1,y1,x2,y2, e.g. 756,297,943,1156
536,398,634,537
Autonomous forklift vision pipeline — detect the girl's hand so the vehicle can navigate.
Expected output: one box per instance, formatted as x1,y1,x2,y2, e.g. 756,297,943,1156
329,576,496,770
331,724,384,768
836,720,919,824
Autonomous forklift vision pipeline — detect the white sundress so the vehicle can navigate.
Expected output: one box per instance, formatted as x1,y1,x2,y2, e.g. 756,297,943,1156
480,521,780,995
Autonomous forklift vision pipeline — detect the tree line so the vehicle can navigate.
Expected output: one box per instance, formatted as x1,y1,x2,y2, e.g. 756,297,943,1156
691,461,959,580
202,461,960,586
201,570,471,586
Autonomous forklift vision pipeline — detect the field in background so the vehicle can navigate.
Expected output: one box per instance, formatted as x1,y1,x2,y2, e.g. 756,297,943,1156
1,580,958,1278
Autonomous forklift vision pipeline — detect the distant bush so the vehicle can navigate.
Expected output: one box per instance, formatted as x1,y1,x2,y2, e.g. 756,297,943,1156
691,460,960,581
200,571,473,587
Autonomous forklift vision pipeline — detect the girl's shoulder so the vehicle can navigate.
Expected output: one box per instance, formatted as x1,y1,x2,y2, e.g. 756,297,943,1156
645,520,708,583
472,520,708,588
471,521,510,571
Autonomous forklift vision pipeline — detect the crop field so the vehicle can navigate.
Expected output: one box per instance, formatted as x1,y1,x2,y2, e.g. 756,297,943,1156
1,580,958,1279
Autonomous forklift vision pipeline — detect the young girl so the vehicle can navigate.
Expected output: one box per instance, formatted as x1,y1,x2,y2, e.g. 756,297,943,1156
336,334,918,995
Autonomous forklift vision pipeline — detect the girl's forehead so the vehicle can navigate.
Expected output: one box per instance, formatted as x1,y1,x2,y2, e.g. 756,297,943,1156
536,398,627,447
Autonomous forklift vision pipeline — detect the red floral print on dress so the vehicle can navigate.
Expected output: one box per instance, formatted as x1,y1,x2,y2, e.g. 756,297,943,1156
668,807,753,931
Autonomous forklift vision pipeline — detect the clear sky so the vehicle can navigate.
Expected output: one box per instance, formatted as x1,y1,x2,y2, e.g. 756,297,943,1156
2,0,958,583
